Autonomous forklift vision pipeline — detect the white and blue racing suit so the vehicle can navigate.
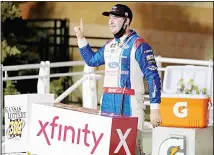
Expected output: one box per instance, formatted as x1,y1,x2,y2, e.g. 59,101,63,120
77,30,161,155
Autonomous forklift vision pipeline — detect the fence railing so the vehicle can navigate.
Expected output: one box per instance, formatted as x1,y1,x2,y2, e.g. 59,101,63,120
2,56,213,105
3,57,213,80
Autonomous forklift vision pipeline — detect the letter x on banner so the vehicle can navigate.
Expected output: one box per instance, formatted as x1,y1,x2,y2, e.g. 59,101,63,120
109,117,138,155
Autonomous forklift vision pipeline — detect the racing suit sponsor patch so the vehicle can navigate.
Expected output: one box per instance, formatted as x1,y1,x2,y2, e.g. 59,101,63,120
134,38,145,49
110,43,117,48
121,71,129,74
148,60,156,64
106,70,129,75
103,87,135,95
147,65,157,70
146,54,155,61
144,49,153,54
108,62,119,68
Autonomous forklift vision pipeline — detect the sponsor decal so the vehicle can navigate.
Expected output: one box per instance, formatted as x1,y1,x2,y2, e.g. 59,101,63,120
110,44,117,48
148,60,156,64
159,135,186,155
134,38,145,49
173,102,188,118
5,106,26,139
146,54,155,61
144,49,153,54
109,118,138,155
37,116,104,154
148,65,157,70
107,88,118,93
106,70,129,75
108,62,119,68
114,128,132,154
121,71,129,75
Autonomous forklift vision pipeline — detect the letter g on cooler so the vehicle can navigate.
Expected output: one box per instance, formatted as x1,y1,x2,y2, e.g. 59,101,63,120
173,102,188,118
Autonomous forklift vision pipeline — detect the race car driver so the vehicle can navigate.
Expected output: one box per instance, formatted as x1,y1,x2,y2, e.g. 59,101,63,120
74,4,162,155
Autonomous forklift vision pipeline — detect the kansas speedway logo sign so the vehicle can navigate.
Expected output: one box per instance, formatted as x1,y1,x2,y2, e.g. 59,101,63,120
5,106,26,139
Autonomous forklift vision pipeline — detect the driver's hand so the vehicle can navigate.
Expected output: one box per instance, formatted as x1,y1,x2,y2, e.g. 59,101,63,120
150,109,162,128
74,18,84,39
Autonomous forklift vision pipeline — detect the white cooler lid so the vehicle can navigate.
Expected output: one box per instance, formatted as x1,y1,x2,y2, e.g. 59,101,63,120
163,65,213,96
161,92,209,99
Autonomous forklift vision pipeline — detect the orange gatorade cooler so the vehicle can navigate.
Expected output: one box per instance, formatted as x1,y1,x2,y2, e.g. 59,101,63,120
160,65,213,128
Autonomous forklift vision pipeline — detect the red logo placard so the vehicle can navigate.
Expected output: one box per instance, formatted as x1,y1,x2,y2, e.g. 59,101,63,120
109,117,138,155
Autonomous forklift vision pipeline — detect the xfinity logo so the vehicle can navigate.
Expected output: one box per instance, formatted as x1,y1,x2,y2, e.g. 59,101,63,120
37,116,104,154
108,62,119,68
